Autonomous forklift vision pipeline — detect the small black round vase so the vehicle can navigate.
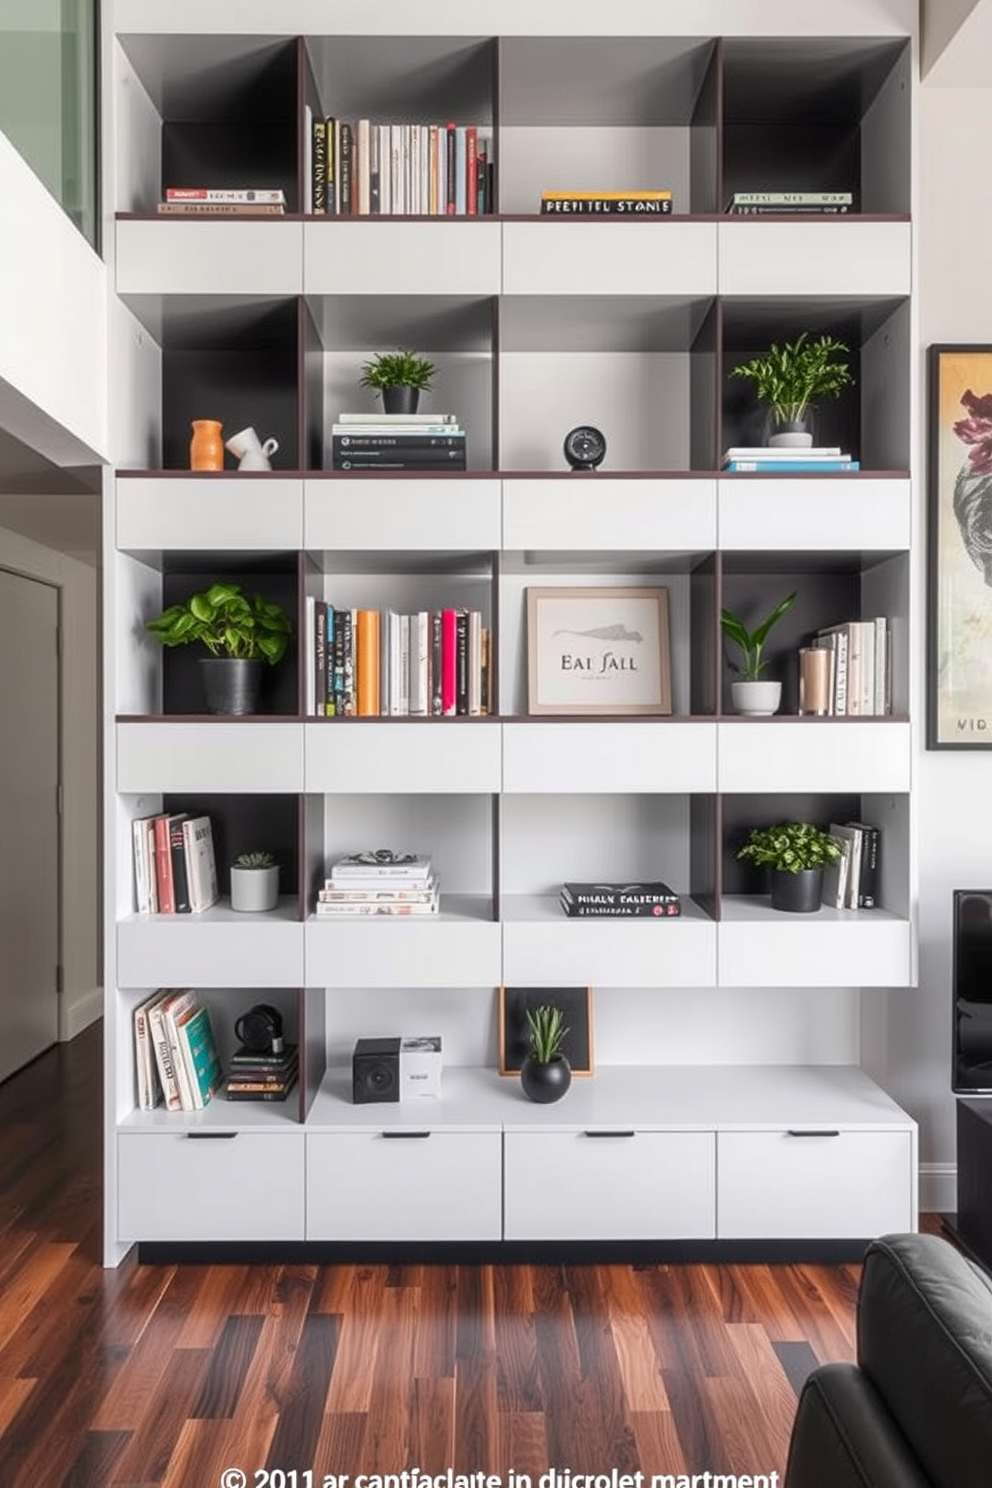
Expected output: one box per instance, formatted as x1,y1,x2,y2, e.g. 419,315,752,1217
770,867,824,913
520,1054,572,1104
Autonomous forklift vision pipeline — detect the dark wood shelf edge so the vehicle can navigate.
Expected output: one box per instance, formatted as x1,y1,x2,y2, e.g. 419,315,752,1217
116,712,909,725
115,211,911,225
115,467,911,480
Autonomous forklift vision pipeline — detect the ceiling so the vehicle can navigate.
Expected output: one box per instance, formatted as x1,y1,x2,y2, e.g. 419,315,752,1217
0,425,102,567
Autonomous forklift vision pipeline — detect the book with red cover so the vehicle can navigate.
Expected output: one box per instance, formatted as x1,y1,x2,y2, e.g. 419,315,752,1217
441,608,458,716
153,813,183,914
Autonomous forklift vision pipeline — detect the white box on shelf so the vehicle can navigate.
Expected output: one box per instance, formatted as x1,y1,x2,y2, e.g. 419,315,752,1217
304,221,501,296
717,478,911,551
304,720,500,794
116,219,304,296
717,721,911,793
503,722,716,794
502,221,718,296
117,722,304,794
718,221,911,297
503,477,717,552
717,903,914,988
306,903,500,988
502,898,717,987
305,477,500,551
118,903,304,988
117,478,305,552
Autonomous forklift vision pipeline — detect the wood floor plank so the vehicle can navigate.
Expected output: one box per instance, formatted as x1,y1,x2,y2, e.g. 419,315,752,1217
601,1266,671,1412
175,1267,252,1350
57,1428,132,1488
312,1409,368,1475
158,1413,278,1488
264,1313,340,1469
495,1409,549,1481
0,1376,35,1437
361,1284,417,1473
323,1265,388,1414
189,1314,265,1419
629,1407,689,1480
453,1267,499,1471
492,1265,542,1413
109,1347,212,1487
411,1375,456,1474
726,1323,800,1465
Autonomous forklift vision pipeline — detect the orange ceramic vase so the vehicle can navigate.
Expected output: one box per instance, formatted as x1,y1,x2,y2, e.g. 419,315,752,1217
190,419,224,471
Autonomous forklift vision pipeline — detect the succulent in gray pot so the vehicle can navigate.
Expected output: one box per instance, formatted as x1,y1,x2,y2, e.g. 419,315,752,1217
520,1004,572,1104
229,851,280,913
359,347,437,414
145,582,292,715
736,821,842,913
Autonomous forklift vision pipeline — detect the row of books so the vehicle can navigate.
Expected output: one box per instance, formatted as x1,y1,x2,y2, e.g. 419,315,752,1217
132,813,218,915
725,191,854,215
331,411,466,471
157,186,286,216
559,881,682,919
540,189,673,216
226,1042,299,1102
316,852,439,917
822,822,881,910
307,114,495,216
134,990,222,1110
722,446,860,473
807,618,892,717
304,603,491,718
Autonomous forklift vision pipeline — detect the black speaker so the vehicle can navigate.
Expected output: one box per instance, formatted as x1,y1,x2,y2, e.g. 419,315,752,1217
352,1037,401,1103
952,890,992,1093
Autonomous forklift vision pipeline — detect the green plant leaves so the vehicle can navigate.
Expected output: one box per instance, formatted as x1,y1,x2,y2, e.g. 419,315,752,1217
737,822,842,873
359,347,437,391
525,1004,569,1064
145,583,292,665
720,591,797,680
731,331,854,423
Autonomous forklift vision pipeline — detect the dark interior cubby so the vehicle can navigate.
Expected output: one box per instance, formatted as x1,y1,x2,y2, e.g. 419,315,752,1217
721,791,862,897
161,793,300,899
159,553,299,716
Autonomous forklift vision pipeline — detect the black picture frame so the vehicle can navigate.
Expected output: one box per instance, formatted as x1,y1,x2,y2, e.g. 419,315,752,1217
497,986,594,1076
928,344,992,748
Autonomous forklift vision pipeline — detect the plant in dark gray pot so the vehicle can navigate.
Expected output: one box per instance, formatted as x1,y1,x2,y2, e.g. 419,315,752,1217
737,821,842,913
520,1004,572,1104
145,581,292,715
359,347,437,414
230,851,280,912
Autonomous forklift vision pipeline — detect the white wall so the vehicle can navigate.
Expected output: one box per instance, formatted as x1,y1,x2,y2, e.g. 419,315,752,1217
0,523,101,1039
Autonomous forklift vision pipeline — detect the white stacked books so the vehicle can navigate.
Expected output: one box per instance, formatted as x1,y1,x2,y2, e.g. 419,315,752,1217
316,850,439,916
721,446,859,473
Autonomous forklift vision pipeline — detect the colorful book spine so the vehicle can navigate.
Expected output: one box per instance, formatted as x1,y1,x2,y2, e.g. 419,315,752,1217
723,460,860,472
356,609,381,716
441,608,458,716
312,117,327,213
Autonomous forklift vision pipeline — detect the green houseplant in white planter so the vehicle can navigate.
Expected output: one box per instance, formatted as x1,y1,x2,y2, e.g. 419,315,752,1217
145,582,292,715
520,1004,572,1104
230,851,280,913
731,331,854,446
359,347,437,414
737,822,841,913
720,590,796,716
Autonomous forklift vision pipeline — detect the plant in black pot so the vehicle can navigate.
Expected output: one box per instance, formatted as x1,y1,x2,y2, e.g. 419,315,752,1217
359,347,437,414
520,1004,572,1104
145,582,292,715
737,821,842,914
731,331,854,447
720,590,797,717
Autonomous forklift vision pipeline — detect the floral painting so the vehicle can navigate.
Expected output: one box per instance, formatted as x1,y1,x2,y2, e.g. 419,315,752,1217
929,346,992,747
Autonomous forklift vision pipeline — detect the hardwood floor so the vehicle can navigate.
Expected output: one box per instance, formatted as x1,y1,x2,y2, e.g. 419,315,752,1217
0,1025,935,1488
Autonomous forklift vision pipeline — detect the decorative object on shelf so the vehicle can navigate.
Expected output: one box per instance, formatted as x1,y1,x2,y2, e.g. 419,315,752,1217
737,822,842,914
499,986,594,1078
359,348,437,414
927,345,992,748
519,1005,572,1104
352,1035,442,1104
317,849,439,916
541,189,673,216
234,1002,285,1054
526,586,671,716
798,646,831,716
731,332,854,447
225,426,279,471
559,881,681,918
189,418,224,470
720,590,796,716
145,582,292,715
563,425,607,471
230,851,280,913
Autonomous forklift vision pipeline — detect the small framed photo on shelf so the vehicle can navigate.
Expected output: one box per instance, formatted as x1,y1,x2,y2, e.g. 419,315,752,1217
498,986,595,1076
928,345,992,748
526,586,672,716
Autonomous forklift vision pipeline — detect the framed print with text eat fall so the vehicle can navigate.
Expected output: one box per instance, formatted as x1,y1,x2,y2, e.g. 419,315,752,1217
526,586,672,716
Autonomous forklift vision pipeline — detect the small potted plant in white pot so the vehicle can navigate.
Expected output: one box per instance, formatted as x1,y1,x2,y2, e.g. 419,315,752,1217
520,1004,572,1104
731,331,854,447
230,851,280,913
737,821,841,913
720,590,796,716
359,347,437,414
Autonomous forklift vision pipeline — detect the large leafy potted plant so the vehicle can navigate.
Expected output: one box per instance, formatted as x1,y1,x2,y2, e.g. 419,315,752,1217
359,347,437,414
720,590,797,716
520,1004,572,1104
737,821,841,913
145,582,292,715
731,331,854,447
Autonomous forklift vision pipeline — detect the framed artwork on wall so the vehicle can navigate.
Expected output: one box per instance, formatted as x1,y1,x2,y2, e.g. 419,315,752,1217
497,986,595,1076
526,585,672,716
929,345,992,748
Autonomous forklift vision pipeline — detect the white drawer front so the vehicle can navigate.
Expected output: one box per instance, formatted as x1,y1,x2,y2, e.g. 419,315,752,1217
116,220,304,295
307,916,500,989
502,919,716,988
502,222,717,296
503,722,717,793
117,478,304,551
718,916,913,988
718,479,911,552
117,722,304,793
717,1129,914,1239
306,1130,502,1239
503,479,717,552
305,721,500,793
117,1131,305,1241
504,1130,715,1240
118,915,304,988
718,722,911,793
718,221,911,296
305,478,500,551
304,221,501,295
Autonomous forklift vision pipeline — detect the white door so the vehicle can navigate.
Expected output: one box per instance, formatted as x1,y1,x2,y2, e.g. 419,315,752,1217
0,568,60,1080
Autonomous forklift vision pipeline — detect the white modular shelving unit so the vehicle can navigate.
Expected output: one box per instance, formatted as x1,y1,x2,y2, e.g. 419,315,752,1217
103,1,919,1263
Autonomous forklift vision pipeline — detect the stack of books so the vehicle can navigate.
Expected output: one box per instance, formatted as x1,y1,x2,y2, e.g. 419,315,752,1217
156,187,286,216
725,191,854,215
317,852,439,917
822,822,881,910
540,189,672,216
134,990,222,1111
307,115,495,215
132,812,218,915
331,413,466,471
560,881,682,918
225,1042,299,1102
808,617,892,716
722,446,860,473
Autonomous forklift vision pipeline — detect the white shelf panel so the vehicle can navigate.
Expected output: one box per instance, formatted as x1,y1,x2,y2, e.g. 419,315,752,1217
717,221,911,296
502,721,716,793
305,720,500,793
503,477,717,551
116,721,304,793
717,477,911,551
116,219,305,296
116,477,304,552
304,478,500,551
118,899,305,987
306,896,500,987
303,220,501,296
717,721,911,793
502,221,718,296
502,894,717,986
717,899,913,987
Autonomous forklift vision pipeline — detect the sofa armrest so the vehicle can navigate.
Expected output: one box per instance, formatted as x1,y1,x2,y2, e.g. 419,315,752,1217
784,1363,934,1488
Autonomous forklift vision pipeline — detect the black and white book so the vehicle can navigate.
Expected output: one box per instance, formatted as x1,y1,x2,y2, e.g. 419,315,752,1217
331,851,434,881
560,896,682,919
561,880,681,908
182,816,218,913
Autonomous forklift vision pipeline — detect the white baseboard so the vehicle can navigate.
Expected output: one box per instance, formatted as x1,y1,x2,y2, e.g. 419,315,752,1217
920,1162,956,1217
61,985,103,1040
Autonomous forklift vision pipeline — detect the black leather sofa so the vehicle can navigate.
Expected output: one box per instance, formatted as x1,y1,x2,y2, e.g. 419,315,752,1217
784,1232,992,1488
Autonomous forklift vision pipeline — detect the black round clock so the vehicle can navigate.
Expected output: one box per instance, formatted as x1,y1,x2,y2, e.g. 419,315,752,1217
564,425,606,471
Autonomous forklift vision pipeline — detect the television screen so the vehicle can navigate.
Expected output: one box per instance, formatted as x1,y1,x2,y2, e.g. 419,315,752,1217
953,890,992,1093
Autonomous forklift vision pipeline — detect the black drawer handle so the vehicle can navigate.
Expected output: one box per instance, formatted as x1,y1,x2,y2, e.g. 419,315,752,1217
785,1129,841,1138
185,1131,239,1140
381,1130,432,1139
584,1130,636,1138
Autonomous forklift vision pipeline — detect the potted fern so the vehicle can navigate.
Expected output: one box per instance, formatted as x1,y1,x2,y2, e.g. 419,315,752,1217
720,590,797,716
520,1004,572,1104
731,331,854,447
230,851,280,913
359,347,437,414
737,822,841,913
145,582,292,715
